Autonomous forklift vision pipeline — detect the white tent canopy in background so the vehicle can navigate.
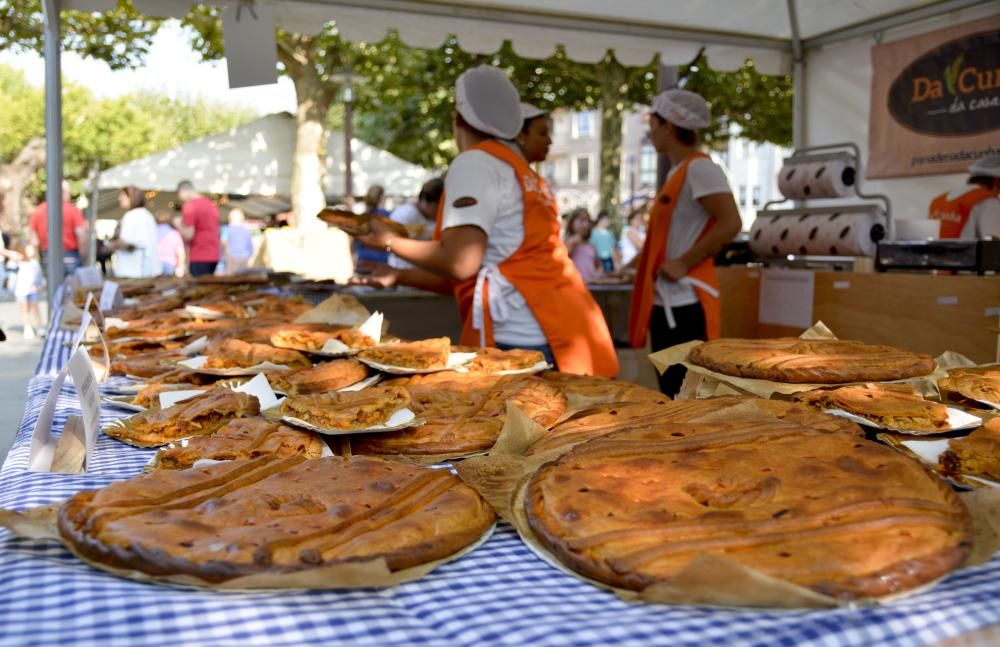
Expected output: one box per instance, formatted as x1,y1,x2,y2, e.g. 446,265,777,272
96,112,433,198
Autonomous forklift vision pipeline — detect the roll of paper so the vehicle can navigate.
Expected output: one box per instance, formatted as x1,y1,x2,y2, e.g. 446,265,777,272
778,155,856,200
810,212,884,257
750,212,885,257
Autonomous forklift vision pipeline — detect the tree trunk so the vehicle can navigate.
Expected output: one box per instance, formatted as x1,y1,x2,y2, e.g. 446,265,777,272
279,36,337,229
597,59,628,229
0,138,45,233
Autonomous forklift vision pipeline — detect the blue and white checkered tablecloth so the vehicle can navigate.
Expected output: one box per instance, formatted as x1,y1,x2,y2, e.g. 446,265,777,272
2,310,999,646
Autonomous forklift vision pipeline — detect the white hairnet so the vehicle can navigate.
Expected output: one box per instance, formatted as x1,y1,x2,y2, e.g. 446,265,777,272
521,102,548,121
455,65,522,140
969,154,1000,179
651,89,711,130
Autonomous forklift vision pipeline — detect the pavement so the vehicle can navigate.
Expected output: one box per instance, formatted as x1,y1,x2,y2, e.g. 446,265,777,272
0,293,46,466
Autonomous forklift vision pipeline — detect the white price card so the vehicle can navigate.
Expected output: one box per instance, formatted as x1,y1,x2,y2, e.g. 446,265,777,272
99,280,122,312
73,266,102,289
28,348,101,472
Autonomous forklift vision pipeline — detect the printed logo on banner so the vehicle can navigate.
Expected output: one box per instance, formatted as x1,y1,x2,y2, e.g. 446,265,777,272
888,29,1000,135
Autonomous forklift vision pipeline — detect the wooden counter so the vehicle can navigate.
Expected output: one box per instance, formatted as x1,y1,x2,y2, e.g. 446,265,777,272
719,267,1000,363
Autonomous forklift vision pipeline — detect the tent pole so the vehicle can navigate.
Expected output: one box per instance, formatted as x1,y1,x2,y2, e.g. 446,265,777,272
655,63,677,191
42,0,64,318
787,0,805,150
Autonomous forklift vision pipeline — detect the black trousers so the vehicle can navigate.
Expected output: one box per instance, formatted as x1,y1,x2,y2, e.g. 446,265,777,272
189,261,218,277
648,303,707,397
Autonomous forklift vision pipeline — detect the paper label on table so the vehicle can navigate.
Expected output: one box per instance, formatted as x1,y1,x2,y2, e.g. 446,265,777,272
66,348,101,470
73,266,102,289
221,2,278,88
758,269,815,329
72,311,93,356
86,292,107,331
159,389,208,410
99,281,122,312
28,363,71,471
937,296,958,306
832,281,850,290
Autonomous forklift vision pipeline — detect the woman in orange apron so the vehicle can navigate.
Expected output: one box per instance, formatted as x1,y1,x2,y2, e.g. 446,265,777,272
627,89,742,396
358,66,618,377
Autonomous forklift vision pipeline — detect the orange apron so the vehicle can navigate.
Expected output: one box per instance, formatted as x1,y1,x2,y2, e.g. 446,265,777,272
434,141,619,377
628,152,721,348
928,186,995,238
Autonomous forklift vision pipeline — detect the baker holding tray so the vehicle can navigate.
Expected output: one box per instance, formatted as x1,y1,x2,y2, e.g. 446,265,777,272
354,65,618,378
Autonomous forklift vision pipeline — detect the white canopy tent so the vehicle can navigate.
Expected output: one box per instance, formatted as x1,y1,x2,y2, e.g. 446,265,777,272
39,0,994,299
96,112,433,199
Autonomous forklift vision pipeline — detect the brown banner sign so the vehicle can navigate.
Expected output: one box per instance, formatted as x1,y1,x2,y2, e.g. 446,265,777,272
868,16,1000,178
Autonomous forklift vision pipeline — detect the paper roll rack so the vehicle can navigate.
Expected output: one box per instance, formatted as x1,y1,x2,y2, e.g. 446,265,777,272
752,142,893,268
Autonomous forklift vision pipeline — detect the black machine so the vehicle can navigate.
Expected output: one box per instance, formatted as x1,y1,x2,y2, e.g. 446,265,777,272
876,240,1000,274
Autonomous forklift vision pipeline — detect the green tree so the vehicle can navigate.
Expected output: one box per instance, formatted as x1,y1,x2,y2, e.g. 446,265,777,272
184,7,361,226
0,0,160,68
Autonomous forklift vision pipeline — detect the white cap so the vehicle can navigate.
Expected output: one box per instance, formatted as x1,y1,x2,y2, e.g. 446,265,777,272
651,89,711,130
455,65,522,140
521,102,548,121
969,154,1000,179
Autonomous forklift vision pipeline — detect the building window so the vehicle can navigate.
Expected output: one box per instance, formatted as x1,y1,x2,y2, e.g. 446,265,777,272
639,143,657,187
573,111,595,139
738,184,747,205
573,155,591,184
752,185,761,206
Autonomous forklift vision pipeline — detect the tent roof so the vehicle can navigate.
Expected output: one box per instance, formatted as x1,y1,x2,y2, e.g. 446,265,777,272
69,0,989,73
96,112,433,197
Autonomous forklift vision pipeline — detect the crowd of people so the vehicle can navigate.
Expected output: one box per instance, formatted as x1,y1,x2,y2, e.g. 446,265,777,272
561,207,647,282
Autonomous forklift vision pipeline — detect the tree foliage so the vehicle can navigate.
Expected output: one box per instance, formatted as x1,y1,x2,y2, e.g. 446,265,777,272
0,63,255,227
0,0,160,70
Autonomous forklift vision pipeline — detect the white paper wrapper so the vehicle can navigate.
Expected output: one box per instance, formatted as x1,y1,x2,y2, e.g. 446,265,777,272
281,408,423,436
158,389,208,409
974,398,1000,411
158,374,281,410
823,407,983,435
183,305,229,320
359,352,477,375
181,336,209,357
177,355,294,376
455,360,552,376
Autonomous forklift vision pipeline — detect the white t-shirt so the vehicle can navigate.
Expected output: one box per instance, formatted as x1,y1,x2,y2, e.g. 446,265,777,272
388,203,433,269
440,142,546,346
654,157,732,308
14,259,42,298
115,207,160,278
943,187,1000,239
619,225,644,266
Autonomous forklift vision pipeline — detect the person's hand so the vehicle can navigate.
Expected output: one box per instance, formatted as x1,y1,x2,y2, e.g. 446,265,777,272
349,262,398,288
657,258,688,281
356,218,395,251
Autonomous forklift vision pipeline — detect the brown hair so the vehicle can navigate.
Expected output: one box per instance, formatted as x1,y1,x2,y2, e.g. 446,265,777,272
121,186,145,210
651,113,697,146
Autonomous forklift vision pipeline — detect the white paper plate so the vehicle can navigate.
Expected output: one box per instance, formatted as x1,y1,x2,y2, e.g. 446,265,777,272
182,305,229,320
280,407,423,436
455,360,553,376
101,396,146,412
823,407,982,435
359,352,476,375
898,437,1000,488
177,355,295,376
338,374,381,392
973,398,1000,410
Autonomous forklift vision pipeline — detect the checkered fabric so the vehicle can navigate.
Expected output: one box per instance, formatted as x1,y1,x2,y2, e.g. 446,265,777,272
1,307,999,646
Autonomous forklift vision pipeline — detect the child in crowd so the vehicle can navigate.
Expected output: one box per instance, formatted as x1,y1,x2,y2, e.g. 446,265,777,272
14,243,44,339
590,211,619,272
565,209,600,283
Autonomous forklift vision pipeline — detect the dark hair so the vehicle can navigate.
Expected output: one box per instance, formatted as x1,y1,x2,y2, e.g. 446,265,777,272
970,175,997,188
650,113,697,145
418,177,444,204
520,114,548,136
121,186,145,210
364,185,385,211
628,209,645,225
456,112,494,141
177,180,194,193
567,209,593,241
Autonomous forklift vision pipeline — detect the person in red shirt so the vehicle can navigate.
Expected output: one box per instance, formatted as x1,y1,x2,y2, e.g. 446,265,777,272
172,180,221,276
28,180,87,275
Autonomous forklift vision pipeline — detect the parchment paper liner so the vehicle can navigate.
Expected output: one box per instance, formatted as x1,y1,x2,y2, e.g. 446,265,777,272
650,322,973,400
0,504,495,591
359,352,477,376
820,406,982,436
452,403,1000,608
876,432,1000,490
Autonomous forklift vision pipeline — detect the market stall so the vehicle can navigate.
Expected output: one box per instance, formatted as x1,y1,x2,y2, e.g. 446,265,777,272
1,276,999,646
